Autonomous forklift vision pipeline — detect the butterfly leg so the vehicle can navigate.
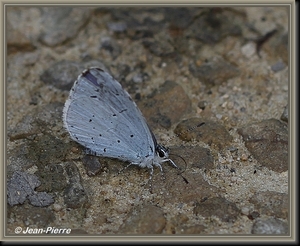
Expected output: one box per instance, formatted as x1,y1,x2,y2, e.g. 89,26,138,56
117,163,133,176
154,162,166,183
148,165,154,193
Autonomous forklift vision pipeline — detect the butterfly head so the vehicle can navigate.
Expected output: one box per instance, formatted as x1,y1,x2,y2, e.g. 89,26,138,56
156,144,169,160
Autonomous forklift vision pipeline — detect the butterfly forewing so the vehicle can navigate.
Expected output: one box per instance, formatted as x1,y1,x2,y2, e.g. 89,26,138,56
63,68,155,162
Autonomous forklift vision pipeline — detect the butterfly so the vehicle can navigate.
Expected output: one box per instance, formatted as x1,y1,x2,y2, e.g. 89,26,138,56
63,67,178,179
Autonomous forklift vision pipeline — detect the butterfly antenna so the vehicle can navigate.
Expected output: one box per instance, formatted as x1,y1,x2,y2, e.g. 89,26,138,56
169,153,189,184
169,153,187,174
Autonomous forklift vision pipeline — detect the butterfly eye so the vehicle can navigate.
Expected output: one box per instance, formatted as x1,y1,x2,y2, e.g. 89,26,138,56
157,145,168,158
158,149,165,158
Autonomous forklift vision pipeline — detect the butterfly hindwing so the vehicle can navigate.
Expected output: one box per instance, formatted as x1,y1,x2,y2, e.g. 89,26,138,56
63,68,155,162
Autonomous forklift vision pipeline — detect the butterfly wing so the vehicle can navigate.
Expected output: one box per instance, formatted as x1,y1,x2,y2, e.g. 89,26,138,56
63,68,155,163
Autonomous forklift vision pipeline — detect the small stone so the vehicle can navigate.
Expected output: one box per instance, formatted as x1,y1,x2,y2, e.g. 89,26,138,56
138,80,191,130
271,60,286,72
198,100,208,110
237,119,288,172
241,153,248,161
82,155,102,176
53,204,62,212
280,105,288,123
189,56,240,87
119,205,166,234
241,206,250,215
107,21,127,32
193,197,240,223
251,218,288,234
174,117,233,151
241,42,256,58
249,191,288,219
39,7,91,46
